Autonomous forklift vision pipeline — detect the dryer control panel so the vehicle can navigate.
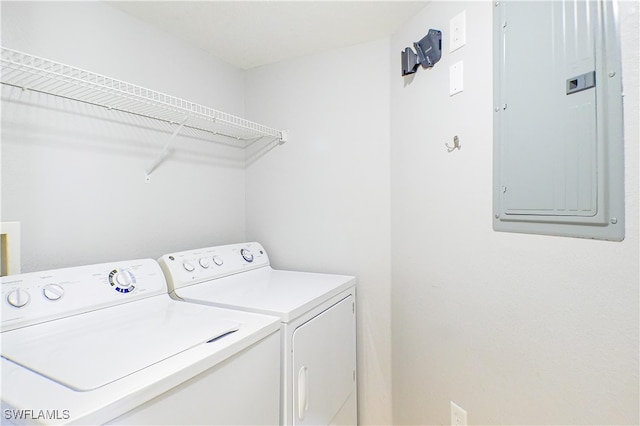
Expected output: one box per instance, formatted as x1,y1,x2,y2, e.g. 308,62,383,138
158,242,270,293
1,259,166,332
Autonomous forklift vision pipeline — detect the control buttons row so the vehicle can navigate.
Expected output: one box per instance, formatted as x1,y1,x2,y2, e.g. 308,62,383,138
182,255,224,272
178,248,256,273
6,283,66,308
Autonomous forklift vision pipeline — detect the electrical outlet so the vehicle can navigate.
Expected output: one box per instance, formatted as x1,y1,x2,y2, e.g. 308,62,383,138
451,401,467,426
450,10,466,52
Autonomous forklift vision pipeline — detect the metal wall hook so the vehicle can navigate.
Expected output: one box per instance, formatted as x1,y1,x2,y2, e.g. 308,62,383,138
446,135,461,152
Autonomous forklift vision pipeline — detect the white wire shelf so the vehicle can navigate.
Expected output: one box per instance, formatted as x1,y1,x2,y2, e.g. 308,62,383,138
1,46,287,146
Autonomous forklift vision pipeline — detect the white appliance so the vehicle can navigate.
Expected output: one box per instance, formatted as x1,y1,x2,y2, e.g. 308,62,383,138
158,242,357,425
1,258,281,425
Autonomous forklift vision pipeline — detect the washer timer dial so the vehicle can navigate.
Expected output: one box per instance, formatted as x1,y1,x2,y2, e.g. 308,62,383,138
108,269,136,293
241,248,254,263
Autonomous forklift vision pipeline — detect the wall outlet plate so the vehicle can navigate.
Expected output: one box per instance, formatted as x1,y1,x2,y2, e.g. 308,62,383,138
450,10,467,52
451,401,467,426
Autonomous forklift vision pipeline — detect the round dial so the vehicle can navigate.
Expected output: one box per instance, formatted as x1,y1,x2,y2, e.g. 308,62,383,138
183,261,195,272
115,270,134,287
199,257,211,268
7,288,30,308
241,248,254,263
213,255,224,266
108,269,136,293
43,284,64,301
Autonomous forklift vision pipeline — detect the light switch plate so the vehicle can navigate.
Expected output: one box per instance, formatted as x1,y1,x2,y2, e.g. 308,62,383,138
450,61,464,95
451,401,467,426
450,10,466,52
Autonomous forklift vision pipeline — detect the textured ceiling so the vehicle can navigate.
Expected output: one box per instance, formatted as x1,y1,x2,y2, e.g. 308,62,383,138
108,1,428,69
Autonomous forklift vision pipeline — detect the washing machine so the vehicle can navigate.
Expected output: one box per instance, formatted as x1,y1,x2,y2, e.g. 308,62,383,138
1,258,281,425
158,242,357,426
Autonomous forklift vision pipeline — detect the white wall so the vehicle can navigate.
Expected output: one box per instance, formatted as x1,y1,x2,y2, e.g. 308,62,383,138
390,1,639,425
1,2,247,271
244,40,393,425
2,1,638,425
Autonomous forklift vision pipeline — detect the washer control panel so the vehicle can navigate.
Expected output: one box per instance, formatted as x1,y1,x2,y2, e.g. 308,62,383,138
158,242,269,292
1,259,166,332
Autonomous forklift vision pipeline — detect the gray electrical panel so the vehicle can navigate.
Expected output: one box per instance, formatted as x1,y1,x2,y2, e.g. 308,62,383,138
493,0,625,240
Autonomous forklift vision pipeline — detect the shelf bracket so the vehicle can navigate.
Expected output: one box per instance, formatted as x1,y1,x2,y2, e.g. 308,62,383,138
279,130,289,145
145,114,190,182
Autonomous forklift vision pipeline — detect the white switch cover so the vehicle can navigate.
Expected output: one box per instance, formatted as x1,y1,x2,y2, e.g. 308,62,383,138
450,10,466,52
450,61,464,96
451,401,467,426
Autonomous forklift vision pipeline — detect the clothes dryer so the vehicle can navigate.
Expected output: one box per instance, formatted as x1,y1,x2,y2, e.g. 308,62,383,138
159,242,357,425
1,258,280,425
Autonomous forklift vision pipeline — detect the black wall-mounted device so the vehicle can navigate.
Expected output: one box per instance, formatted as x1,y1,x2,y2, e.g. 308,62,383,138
401,29,442,76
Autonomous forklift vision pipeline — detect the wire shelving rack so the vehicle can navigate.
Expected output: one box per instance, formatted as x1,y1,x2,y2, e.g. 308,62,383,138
1,47,287,178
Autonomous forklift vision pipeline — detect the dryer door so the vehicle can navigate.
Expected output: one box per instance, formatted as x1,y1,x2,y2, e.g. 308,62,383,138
292,295,356,425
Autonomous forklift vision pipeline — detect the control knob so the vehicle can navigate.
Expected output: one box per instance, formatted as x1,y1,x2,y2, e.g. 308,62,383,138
183,261,195,272
241,248,254,263
213,256,224,266
43,284,64,301
199,257,211,268
115,270,134,288
109,269,136,294
7,288,31,308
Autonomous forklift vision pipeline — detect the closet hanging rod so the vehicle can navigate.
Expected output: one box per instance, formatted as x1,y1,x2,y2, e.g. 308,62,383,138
0,47,286,143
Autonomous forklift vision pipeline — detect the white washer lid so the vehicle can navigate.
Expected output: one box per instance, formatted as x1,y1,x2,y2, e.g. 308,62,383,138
175,268,355,322
1,296,240,391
